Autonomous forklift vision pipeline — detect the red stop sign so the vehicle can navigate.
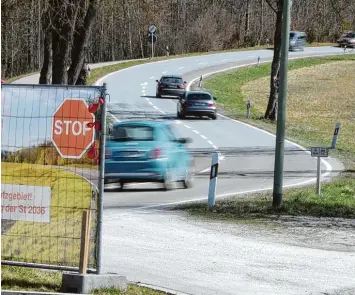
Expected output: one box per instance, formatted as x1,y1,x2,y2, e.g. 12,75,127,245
52,98,95,158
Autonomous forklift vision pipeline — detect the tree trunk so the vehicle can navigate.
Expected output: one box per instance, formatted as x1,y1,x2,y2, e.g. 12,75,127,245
67,0,99,85
39,9,52,84
264,0,283,121
51,0,76,85
39,28,52,84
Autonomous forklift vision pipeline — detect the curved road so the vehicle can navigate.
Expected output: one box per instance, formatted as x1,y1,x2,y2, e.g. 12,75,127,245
96,46,344,209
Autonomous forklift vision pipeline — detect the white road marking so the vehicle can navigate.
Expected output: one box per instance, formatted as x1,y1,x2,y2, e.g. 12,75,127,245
162,71,168,74
192,130,200,134
198,62,208,65
141,82,148,86
207,140,213,145
184,125,191,129
174,120,181,124
149,101,153,105
177,67,185,70
153,106,159,110
149,76,155,79
159,110,166,114
200,135,207,140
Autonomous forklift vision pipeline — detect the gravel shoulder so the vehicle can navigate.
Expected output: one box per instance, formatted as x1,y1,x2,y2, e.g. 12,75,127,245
103,208,355,295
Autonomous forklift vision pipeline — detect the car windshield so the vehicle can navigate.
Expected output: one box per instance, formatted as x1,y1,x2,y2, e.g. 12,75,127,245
161,77,183,84
111,125,154,141
187,93,211,100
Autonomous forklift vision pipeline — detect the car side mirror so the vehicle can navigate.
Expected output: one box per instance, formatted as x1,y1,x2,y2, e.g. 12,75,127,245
176,137,192,144
213,97,217,101
184,81,187,84
156,80,159,83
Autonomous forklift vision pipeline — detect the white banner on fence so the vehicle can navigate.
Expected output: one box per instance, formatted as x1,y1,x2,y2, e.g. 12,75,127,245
1,184,51,223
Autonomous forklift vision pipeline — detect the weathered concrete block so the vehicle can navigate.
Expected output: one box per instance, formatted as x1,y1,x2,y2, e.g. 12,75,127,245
61,272,128,294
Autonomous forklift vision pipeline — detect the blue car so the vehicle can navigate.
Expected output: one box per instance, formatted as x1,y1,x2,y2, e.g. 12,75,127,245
104,120,194,190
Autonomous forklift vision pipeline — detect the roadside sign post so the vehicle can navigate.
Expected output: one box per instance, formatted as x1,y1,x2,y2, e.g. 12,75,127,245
148,24,157,59
198,75,203,88
331,122,341,149
208,152,219,208
246,100,251,118
311,147,329,196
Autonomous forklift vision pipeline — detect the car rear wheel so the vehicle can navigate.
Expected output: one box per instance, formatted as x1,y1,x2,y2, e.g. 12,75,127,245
163,167,174,191
182,164,195,189
120,181,125,190
211,114,217,120
177,109,184,119
156,92,161,98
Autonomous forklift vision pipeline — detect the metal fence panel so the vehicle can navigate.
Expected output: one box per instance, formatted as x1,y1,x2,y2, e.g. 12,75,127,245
1,84,104,270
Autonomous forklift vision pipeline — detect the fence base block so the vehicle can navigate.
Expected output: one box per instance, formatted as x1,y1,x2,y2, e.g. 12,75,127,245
61,272,128,294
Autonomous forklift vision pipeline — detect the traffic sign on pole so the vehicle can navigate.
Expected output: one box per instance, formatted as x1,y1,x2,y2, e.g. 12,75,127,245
148,33,157,43
148,24,157,34
310,146,329,196
51,98,95,159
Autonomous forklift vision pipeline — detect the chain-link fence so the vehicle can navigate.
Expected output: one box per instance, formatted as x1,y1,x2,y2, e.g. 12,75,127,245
1,84,106,271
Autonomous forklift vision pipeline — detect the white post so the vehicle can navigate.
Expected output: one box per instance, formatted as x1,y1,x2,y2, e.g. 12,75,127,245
316,156,321,196
151,34,154,58
331,122,340,149
208,152,219,208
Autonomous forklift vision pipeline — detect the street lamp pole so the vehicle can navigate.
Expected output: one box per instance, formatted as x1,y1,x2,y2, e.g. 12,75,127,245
272,0,291,208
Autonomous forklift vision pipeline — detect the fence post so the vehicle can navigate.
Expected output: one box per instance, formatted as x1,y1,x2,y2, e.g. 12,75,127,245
79,210,92,274
96,83,108,274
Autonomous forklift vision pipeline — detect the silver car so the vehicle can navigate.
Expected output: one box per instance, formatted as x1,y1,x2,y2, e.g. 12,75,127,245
337,31,355,47
177,91,217,120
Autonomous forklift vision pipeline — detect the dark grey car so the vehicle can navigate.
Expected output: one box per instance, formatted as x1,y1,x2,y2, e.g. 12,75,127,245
156,75,187,98
177,91,217,120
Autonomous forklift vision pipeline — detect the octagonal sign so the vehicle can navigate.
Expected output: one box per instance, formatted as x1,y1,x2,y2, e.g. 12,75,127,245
52,98,95,159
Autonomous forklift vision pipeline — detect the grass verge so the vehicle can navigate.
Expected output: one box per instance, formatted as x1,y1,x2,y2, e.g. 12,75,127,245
176,175,355,219
1,266,168,294
180,54,355,219
1,162,95,267
203,54,355,167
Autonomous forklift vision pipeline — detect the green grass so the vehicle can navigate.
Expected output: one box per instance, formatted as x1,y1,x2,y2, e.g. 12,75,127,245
1,266,167,294
1,163,95,267
202,54,355,166
203,54,355,120
177,176,355,219
1,265,62,292
180,54,355,219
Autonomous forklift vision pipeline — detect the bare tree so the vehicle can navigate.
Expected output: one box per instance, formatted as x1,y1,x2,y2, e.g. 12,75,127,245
2,0,355,81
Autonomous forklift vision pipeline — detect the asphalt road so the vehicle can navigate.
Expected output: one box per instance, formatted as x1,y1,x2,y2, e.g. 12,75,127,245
96,46,344,209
